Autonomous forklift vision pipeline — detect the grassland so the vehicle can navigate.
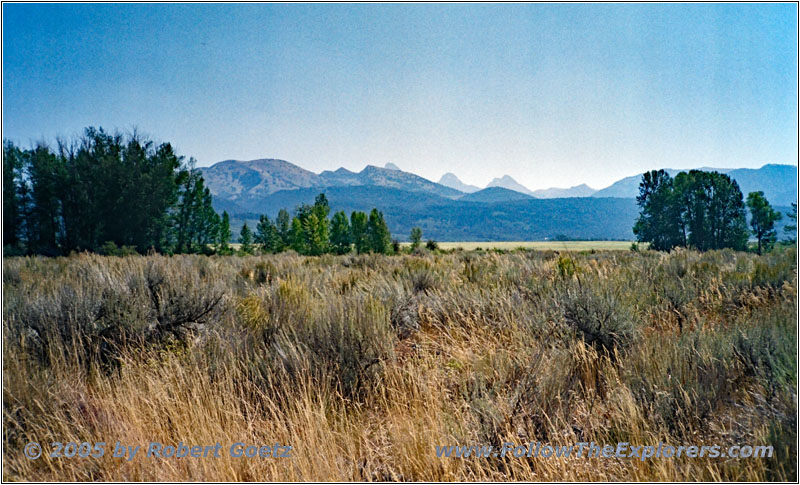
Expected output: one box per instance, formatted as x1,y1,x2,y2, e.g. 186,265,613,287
403,241,640,251
3,247,797,481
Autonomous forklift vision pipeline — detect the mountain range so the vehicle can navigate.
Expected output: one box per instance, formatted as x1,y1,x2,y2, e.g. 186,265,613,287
200,160,797,241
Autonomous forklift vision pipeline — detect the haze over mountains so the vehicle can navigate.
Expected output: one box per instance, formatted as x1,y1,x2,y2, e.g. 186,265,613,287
201,160,797,241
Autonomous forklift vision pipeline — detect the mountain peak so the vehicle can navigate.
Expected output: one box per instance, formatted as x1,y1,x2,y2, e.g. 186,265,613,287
486,175,535,196
438,172,480,193
384,162,401,171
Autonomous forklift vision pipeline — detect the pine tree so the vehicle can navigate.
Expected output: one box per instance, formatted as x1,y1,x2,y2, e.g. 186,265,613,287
217,211,232,254
256,215,280,253
239,222,253,254
330,210,351,254
746,191,781,254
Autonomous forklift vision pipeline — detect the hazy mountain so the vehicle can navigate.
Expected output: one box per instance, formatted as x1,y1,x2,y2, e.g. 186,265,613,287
318,165,463,199
384,162,401,171
460,187,533,203
439,172,481,193
486,175,535,196
593,175,646,198
200,159,320,200
592,164,797,206
204,158,796,241
532,184,597,198
727,165,798,207
202,159,464,207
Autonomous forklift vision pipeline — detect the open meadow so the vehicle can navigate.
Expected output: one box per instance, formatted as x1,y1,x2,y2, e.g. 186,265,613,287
402,241,640,251
3,247,797,481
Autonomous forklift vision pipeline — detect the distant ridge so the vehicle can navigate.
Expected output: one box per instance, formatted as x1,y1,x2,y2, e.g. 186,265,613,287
532,184,597,198
460,186,533,202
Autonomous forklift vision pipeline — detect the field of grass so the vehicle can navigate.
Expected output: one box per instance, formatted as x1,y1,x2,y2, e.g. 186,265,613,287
3,247,797,481
404,241,640,251
231,241,639,252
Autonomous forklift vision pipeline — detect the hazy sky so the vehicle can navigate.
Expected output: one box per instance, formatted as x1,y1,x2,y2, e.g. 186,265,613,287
3,3,797,190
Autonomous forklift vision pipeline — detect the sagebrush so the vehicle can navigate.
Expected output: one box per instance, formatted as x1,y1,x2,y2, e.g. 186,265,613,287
3,247,797,481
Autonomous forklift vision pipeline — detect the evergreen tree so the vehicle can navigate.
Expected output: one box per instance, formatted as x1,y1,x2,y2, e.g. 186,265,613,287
195,181,220,254
313,193,330,219
746,191,781,254
239,222,253,254
217,211,232,254
367,209,391,254
350,211,369,254
256,215,280,253
330,210,351,254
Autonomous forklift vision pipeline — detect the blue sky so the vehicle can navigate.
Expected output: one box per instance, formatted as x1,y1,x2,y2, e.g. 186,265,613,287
3,3,797,190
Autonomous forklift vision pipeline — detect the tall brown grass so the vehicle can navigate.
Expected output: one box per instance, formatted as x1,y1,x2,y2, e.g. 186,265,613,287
3,247,796,481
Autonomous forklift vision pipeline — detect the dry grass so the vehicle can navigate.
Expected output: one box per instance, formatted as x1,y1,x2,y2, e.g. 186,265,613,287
3,247,796,481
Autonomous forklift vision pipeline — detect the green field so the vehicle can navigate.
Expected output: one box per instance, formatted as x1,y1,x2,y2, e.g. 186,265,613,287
403,240,639,251
227,240,640,252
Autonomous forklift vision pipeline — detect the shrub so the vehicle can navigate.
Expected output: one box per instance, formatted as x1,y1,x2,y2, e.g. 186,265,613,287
555,254,579,278
100,241,138,256
560,282,637,357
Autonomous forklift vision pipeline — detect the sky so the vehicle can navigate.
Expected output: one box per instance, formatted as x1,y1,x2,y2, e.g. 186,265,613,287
3,3,797,190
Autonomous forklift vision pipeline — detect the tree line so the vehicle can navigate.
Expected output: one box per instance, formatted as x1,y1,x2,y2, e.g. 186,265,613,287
240,193,396,255
2,127,410,258
3,128,229,255
633,169,796,254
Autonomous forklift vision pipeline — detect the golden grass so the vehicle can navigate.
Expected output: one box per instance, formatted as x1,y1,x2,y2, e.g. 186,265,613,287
3,248,796,481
